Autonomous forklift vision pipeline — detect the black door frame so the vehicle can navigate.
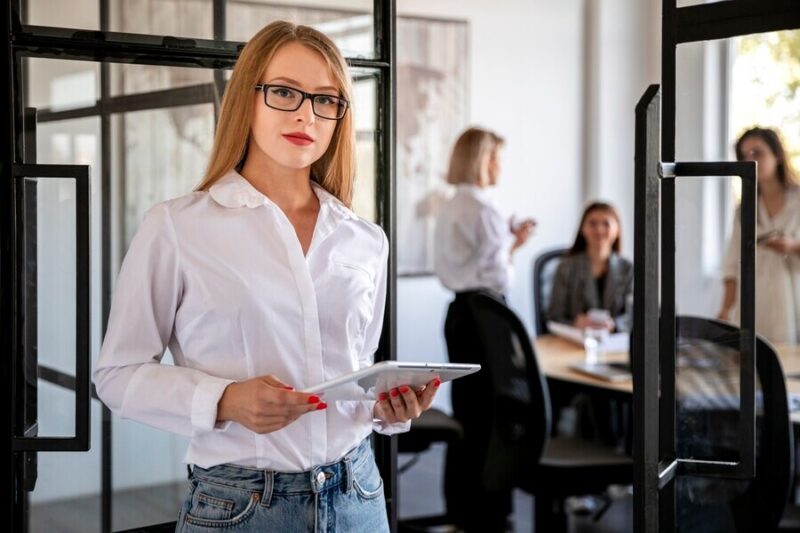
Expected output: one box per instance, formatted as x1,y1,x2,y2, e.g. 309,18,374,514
3,1,398,531
633,2,800,531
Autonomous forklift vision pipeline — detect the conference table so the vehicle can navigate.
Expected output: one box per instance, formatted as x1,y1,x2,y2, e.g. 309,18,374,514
534,334,800,424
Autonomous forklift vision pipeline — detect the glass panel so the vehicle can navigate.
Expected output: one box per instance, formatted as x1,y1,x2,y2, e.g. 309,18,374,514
226,0,375,59
109,63,216,97
674,32,799,530
352,71,377,222
109,0,213,39
113,104,215,248
395,16,469,275
29,400,105,532
26,59,99,112
24,0,100,31
19,176,78,438
24,0,376,57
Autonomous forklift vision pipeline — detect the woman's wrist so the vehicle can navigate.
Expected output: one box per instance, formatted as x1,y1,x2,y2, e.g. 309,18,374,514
216,382,238,424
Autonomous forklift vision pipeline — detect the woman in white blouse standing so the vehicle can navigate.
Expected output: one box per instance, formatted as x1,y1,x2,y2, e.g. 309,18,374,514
433,127,535,532
718,127,800,344
93,21,438,532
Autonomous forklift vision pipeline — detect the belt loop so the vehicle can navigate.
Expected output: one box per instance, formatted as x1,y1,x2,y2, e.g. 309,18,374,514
261,470,274,508
344,455,354,494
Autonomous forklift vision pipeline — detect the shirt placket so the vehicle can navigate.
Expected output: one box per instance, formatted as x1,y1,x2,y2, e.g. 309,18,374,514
268,206,328,467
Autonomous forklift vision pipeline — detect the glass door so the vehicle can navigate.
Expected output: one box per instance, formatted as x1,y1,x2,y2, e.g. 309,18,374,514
5,1,397,531
633,2,800,531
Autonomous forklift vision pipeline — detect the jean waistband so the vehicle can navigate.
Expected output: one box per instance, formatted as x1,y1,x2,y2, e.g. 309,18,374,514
190,438,372,495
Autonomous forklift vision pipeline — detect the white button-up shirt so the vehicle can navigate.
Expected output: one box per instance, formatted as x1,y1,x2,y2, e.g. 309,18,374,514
433,184,514,295
93,171,407,471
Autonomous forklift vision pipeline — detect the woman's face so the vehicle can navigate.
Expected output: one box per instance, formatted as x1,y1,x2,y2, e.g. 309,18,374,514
485,147,502,186
739,135,779,183
581,209,619,252
249,42,340,172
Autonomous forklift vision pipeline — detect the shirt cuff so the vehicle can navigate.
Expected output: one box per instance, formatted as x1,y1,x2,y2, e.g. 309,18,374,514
191,377,236,434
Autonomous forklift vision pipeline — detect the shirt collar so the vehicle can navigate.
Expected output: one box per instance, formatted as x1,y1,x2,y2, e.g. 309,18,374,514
208,170,357,221
455,183,492,203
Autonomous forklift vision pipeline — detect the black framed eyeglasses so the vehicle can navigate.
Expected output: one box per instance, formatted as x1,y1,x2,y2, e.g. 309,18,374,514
254,84,349,121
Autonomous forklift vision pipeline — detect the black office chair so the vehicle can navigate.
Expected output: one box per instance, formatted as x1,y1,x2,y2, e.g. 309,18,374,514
532,247,568,335
397,408,463,533
457,292,631,532
674,316,794,532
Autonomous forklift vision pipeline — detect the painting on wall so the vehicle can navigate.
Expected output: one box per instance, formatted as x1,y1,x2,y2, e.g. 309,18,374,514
396,16,469,276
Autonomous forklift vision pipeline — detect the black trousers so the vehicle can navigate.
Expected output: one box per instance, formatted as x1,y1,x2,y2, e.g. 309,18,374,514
443,292,512,533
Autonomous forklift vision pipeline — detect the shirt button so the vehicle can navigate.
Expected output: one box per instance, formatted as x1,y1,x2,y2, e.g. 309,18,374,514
316,471,326,485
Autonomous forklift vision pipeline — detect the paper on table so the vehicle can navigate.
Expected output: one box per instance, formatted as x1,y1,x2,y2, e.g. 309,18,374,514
546,321,630,353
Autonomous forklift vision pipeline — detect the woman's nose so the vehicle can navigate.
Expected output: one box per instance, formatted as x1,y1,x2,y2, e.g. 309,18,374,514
294,98,315,123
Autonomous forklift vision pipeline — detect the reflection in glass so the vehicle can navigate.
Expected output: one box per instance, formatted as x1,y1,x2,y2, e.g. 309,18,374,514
109,0,214,39
226,0,374,58
110,63,216,97
113,104,215,248
26,59,100,112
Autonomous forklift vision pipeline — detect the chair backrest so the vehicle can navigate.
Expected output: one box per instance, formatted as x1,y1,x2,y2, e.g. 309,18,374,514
532,247,569,335
674,315,793,531
461,292,551,491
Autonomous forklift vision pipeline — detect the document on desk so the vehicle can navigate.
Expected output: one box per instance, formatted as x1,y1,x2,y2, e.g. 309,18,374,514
546,321,630,353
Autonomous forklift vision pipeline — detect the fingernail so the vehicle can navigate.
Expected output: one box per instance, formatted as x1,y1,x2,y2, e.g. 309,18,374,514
316,402,328,410
399,386,410,394
283,386,294,390
390,388,399,397
308,395,320,404
378,392,389,401
433,378,441,387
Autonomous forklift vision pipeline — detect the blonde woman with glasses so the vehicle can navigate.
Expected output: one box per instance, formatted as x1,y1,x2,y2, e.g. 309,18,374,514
433,127,535,532
93,21,438,532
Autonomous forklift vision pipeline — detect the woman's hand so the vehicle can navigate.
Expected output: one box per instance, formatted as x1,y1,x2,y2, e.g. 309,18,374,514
510,218,536,253
373,378,441,424
574,313,614,331
761,234,800,256
217,375,325,434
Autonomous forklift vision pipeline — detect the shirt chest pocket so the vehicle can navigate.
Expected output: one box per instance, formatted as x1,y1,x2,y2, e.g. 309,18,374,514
317,261,376,345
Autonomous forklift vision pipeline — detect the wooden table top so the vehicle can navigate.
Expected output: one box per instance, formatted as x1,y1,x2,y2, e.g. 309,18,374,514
534,334,800,423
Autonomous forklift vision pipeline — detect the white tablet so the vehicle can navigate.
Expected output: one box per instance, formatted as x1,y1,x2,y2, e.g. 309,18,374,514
304,361,481,401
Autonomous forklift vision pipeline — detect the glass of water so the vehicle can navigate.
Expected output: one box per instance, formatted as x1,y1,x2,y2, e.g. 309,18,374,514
583,326,608,365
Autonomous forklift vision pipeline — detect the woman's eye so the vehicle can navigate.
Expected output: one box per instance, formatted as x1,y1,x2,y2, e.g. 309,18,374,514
271,88,294,98
316,95,336,105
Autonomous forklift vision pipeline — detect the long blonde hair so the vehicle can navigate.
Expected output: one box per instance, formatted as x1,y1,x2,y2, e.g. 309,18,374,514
196,21,356,206
446,127,505,186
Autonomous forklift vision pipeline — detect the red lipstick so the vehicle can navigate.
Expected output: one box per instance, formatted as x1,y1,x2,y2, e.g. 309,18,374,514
282,132,314,146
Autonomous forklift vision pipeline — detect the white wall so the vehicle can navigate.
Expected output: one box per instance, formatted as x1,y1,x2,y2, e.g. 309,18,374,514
587,0,661,259
396,0,586,412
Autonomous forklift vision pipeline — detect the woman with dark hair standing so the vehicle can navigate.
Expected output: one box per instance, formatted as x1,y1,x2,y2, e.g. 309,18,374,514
718,127,800,343
548,202,633,332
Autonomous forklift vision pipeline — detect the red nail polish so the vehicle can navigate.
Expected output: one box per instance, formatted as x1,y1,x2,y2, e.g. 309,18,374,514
283,385,294,390
399,386,410,394
308,395,320,404
390,388,399,397
316,402,328,410
433,378,441,387
378,392,388,401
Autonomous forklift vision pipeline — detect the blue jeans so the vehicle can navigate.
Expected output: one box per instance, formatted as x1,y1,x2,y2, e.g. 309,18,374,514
175,438,389,532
